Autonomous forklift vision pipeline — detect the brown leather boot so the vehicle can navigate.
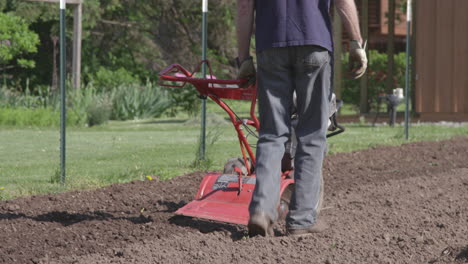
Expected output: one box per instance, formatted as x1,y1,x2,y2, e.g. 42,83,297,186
248,211,275,237
286,219,328,236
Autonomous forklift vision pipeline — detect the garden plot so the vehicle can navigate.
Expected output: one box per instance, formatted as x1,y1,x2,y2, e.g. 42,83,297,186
0,137,467,263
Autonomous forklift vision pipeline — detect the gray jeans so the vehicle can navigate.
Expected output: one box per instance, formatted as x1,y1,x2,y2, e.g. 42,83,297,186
249,45,332,229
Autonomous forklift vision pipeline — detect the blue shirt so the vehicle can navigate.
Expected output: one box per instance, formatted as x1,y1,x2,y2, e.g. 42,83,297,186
255,0,333,52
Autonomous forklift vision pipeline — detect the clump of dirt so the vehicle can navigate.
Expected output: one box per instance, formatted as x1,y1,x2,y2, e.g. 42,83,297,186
1,137,467,263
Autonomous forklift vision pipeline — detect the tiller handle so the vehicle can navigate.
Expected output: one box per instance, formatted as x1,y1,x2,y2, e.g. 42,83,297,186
159,61,260,174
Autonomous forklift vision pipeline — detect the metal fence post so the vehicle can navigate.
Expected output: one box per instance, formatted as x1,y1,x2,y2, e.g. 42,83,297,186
404,0,412,140
60,0,67,184
200,0,208,160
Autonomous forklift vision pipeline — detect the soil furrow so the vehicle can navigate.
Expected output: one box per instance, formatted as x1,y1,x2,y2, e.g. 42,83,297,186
0,137,467,263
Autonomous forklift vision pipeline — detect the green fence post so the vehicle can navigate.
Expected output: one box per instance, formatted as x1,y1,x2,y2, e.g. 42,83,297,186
405,0,412,140
60,0,67,184
200,0,208,160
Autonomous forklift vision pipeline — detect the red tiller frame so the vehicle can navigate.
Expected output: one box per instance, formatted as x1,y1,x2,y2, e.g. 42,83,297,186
159,60,259,175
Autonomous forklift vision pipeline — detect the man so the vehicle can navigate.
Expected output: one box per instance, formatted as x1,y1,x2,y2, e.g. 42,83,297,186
236,0,367,237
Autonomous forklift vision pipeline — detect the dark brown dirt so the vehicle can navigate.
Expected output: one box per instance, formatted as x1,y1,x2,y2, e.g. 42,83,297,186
1,137,467,264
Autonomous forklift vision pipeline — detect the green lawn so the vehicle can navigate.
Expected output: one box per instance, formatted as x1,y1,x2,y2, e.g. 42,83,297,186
1,117,467,200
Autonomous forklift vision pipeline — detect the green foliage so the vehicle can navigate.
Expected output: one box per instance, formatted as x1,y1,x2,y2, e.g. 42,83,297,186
0,107,81,127
191,124,223,170
69,82,172,124
3,0,238,120
86,100,112,127
1,81,173,126
165,87,201,117
0,85,56,108
111,83,172,120
65,84,114,127
341,50,406,112
0,12,39,68
0,83,84,126
50,169,61,184
5,0,237,90
89,67,138,92
67,82,173,125
67,84,101,125
66,84,123,126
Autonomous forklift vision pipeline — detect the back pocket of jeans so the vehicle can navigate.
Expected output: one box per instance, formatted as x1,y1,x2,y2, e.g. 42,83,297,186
302,49,329,68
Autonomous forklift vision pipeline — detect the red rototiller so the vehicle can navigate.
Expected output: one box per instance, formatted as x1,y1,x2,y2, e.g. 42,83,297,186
159,61,344,225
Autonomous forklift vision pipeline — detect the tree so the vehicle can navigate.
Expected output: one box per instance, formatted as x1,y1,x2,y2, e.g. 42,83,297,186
4,0,238,90
0,12,39,72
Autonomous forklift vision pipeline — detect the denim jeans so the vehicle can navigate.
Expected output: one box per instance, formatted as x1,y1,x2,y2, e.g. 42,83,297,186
249,45,332,229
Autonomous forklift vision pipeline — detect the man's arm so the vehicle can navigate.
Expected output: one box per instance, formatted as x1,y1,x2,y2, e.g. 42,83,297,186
335,0,367,79
334,0,362,43
236,0,254,62
236,0,256,85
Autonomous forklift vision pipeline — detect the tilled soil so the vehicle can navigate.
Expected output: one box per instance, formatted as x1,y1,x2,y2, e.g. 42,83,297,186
1,137,467,264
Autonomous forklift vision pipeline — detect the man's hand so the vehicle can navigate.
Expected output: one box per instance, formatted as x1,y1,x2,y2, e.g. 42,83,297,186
335,0,367,79
349,40,367,79
237,56,256,87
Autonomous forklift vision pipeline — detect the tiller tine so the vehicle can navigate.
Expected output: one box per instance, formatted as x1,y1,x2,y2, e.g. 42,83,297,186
175,172,294,225
175,173,254,225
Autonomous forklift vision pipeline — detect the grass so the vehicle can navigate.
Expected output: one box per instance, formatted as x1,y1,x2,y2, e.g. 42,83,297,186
0,119,240,200
0,107,82,127
0,115,467,200
326,123,468,154
206,100,407,117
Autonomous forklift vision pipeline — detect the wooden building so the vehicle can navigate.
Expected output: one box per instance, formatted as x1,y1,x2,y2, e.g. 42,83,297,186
346,0,408,52
414,0,468,121
344,0,468,121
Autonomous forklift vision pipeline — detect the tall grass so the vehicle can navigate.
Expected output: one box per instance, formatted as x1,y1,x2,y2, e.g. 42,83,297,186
110,82,172,120
0,82,172,127
0,85,56,109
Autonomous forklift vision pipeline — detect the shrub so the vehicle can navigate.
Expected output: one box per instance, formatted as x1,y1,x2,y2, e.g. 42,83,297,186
111,82,172,120
1,81,173,126
0,13,39,69
0,85,51,108
88,67,138,93
86,97,112,126
67,84,99,125
67,84,115,127
165,86,201,117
